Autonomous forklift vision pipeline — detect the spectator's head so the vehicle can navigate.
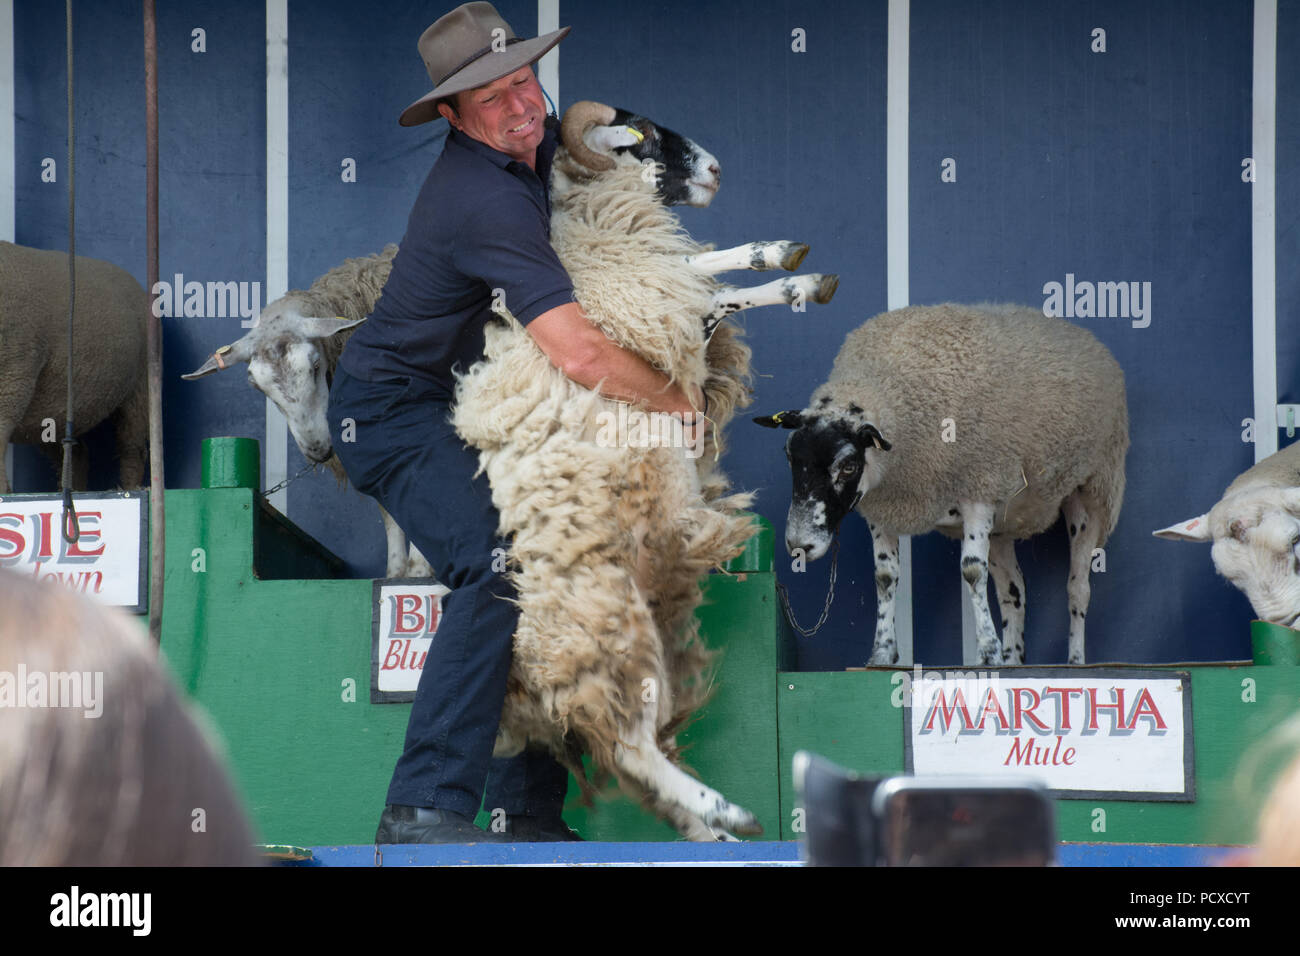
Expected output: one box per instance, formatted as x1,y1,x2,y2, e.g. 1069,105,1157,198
0,570,261,865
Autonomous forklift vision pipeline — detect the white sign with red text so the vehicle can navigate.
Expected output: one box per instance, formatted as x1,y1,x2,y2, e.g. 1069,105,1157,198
371,580,450,702
904,669,1193,800
0,493,146,612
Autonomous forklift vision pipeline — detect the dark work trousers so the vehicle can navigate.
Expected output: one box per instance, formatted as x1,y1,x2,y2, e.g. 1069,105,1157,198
327,366,569,820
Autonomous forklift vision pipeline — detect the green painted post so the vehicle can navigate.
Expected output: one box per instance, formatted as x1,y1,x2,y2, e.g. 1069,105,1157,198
1251,621,1300,665
201,437,260,489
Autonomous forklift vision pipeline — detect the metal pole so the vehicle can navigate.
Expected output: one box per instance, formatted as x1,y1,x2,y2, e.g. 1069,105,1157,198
144,0,164,646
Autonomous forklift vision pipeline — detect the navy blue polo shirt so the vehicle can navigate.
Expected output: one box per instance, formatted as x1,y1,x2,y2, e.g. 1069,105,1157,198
339,116,574,397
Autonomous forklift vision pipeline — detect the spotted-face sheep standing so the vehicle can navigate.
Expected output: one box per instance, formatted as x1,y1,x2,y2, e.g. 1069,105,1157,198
452,102,837,839
757,302,1129,666
1155,440,1300,629
0,241,148,493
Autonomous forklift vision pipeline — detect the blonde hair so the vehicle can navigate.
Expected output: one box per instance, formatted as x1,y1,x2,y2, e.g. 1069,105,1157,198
0,569,260,865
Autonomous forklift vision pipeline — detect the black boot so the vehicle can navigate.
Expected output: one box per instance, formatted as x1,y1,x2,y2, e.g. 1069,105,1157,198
375,805,515,844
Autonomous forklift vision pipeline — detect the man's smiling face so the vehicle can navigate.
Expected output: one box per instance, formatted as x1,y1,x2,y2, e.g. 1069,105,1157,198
442,65,548,166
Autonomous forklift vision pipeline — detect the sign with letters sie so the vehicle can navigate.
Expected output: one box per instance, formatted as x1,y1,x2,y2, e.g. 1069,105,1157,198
0,492,147,613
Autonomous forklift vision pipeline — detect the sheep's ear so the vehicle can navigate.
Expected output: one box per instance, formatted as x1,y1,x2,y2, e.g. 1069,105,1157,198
1153,514,1212,542
858,423,892,451
292,315,366,340
754,410,804,429
586,124,644,154
181,337,254,379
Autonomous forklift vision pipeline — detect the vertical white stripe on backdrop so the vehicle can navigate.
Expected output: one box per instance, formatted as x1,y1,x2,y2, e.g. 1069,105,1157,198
1252,0,1278,461
266,0,289,511
537,0,560,111
887,0,915,666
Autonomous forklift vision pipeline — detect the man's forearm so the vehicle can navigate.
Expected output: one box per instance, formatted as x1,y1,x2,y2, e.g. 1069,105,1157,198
527,301,703,417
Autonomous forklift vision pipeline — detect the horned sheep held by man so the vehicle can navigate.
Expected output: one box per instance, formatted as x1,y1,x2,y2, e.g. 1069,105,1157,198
757,302,1130,667
450,100,839,840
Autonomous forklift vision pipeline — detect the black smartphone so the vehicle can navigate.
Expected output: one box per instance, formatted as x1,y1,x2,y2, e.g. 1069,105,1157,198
871,776,1056,866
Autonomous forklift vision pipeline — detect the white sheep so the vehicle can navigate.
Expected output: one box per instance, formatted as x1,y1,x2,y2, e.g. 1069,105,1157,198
182,245,432,578
451,101,837,840
0,241,148,493
1154,440,1300,629
756,302,1129,666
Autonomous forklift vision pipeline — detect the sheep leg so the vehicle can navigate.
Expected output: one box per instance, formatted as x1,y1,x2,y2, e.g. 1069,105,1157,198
988,534,1026,665
614,703,761,837
405,543,433,579
705,274,840,321
0,426,12,495
867,523,900,665
684,241,810,275
659,803,740,842
958,501,1001,666
378,503,409,578
111,372,149,490
1062,491,1102,665
701,274,840,341
38,439,88,491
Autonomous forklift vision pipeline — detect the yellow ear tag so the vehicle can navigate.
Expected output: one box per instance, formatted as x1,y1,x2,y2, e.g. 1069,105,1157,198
625,126,645,143
771,411,785,425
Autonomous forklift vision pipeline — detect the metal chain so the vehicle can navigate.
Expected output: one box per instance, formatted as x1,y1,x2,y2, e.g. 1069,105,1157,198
262,462,315,498
774,531,843,639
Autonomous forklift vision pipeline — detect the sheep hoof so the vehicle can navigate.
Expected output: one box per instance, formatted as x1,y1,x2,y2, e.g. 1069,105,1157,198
813,274,839,304
780,242,810,271
731,812,763,836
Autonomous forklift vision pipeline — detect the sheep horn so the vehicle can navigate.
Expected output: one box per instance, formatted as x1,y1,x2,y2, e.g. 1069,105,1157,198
181,334,255,379
560,100,619,171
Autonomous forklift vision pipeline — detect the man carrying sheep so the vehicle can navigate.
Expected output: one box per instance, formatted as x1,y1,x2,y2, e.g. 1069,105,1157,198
329,2,707,843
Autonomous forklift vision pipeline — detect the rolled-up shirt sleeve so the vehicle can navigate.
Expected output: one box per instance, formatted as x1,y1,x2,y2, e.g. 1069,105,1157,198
452,186,575,326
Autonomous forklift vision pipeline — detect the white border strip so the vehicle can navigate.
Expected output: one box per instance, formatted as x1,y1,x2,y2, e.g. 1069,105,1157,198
3,0,14,490
266,0,289,511
887,0,913,665
537,0,560,111
1252,0,1278,462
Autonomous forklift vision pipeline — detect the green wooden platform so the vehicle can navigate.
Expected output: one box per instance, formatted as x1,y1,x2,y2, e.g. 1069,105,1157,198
156,440,1300,848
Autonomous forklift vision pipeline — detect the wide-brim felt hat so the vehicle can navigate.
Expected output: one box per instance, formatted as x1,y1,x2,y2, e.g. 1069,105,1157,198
400,1,570,127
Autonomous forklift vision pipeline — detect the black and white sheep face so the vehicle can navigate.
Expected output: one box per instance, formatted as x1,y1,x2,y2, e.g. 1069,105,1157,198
610,108,721,208
755,411,892,561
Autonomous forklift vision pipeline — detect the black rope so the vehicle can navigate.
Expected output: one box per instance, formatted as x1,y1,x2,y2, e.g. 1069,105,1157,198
61,0,79,544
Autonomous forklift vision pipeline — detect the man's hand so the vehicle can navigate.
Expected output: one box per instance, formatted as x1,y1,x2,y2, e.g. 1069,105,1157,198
528,301,701,417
